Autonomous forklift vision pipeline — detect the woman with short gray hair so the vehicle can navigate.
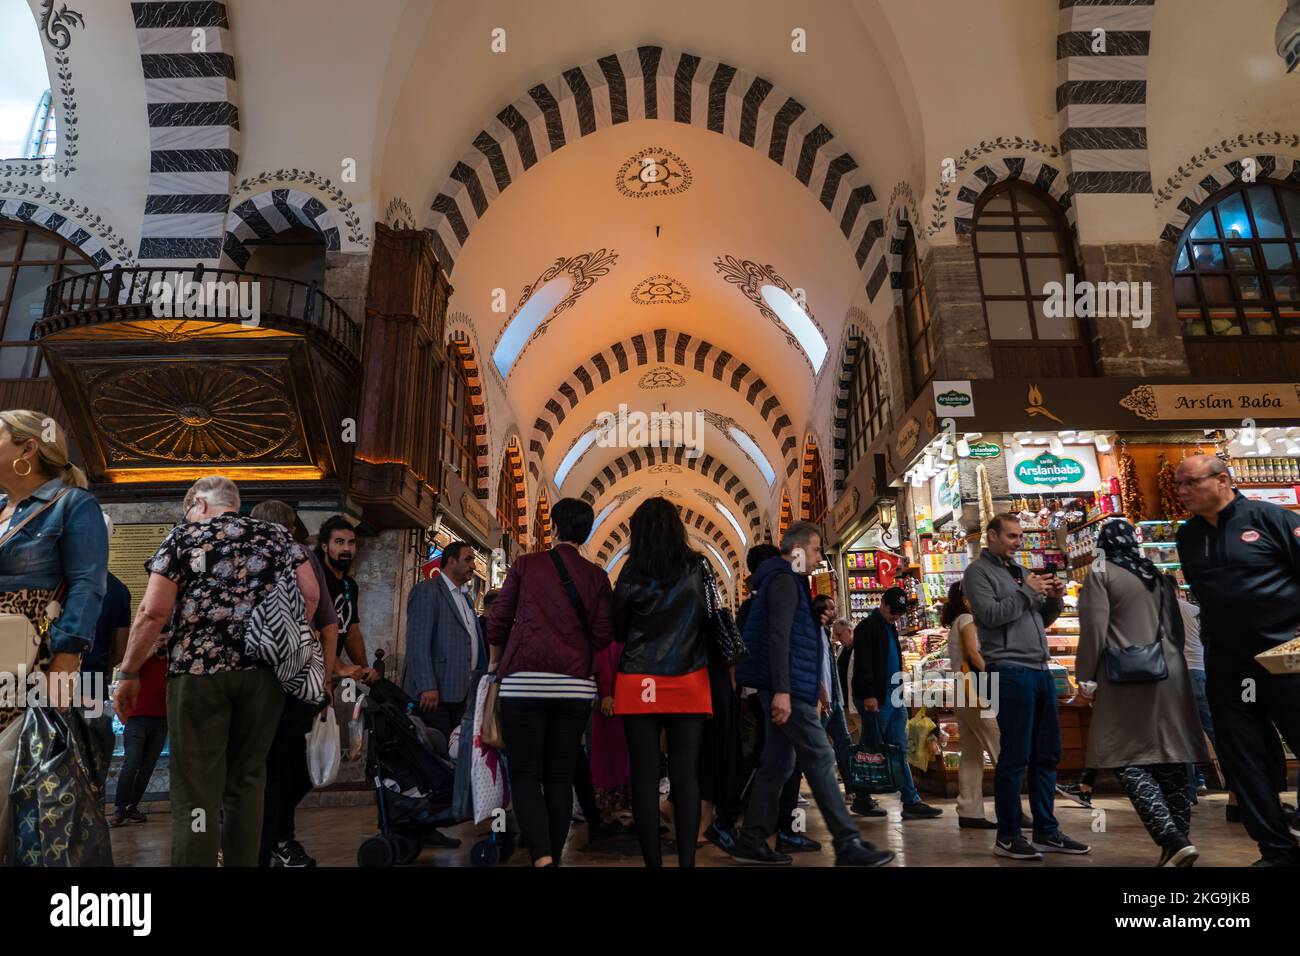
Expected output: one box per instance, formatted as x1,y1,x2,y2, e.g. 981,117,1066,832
112,477,318,867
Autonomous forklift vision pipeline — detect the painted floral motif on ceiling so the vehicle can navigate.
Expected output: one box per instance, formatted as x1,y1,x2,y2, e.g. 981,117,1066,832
1153,132,1300,207
713,255,827,374
631,274,690,306
235,169,369,247
616,147,692,199
638,365,685,390
493,248,619,379
649,462,681,474
1,3,83,178
922,136,1061,239
385,197,417,230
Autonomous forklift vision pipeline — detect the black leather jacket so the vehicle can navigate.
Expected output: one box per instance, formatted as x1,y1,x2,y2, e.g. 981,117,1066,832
613,559,709,676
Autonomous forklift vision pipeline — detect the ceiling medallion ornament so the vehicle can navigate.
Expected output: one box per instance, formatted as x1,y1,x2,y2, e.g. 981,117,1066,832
638,366,685,390
90,364,298,463
616,147,692,199
649,463,682,474
631,275,691,306
658,489,681,498
713,255,827,372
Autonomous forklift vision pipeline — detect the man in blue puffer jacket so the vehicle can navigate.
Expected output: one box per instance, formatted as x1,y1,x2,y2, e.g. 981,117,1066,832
729,521,894,867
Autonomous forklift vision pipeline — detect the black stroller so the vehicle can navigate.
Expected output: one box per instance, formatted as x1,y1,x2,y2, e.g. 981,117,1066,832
356,679,456,866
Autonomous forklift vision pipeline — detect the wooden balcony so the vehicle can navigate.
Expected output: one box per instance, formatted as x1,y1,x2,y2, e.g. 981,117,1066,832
32,266,362,499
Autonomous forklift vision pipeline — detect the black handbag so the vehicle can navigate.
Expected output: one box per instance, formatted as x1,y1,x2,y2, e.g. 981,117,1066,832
1103,576,1170,684
700,560,749,666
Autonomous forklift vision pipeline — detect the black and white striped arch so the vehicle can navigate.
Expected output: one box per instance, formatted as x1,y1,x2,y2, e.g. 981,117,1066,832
428,46,888,300
0,199,117,268
1055,0,1155,195
951,156,1077,236
528,328,797,484
1159,155,1300,243
222,188,341,269
133,0,240,263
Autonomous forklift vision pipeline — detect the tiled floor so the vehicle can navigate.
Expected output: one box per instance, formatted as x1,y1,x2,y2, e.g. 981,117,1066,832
110,788,1271,867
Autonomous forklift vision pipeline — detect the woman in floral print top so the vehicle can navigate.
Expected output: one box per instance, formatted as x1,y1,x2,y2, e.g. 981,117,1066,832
144,498,313,676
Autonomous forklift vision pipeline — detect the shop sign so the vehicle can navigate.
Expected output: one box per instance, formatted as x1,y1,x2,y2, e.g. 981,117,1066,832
968,442,1001,459
832,488,861,532
1119,384,1300,421
931,463,962,522
1006,445,1101,494
1239,486,1300,507
459,492,493,541
897,417,921,459
932,380,975,418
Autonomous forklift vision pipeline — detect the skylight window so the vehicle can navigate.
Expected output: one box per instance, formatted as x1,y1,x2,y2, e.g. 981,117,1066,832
760,284,827,371
605,545,628,574
589,498,621,543
728,426,776,487
709,498,747,544
493,276,572,377
699,542,731,579
553,426,600,490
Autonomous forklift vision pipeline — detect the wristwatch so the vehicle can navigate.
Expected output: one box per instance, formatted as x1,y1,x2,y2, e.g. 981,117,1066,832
117,671,140,680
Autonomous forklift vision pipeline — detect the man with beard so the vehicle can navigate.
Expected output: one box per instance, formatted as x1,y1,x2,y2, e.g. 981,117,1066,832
316,515,378,684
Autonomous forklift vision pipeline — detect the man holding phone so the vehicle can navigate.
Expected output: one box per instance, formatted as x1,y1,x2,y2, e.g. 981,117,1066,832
962,514,1090,861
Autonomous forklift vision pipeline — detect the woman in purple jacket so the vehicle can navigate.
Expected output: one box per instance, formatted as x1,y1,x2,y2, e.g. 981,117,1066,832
486,497,613,867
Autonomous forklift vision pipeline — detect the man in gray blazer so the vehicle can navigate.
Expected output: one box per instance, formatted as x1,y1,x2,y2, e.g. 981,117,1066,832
402,541,485,739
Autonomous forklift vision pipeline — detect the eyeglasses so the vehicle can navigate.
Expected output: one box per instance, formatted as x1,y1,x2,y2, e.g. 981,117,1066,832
1172,474,1223,489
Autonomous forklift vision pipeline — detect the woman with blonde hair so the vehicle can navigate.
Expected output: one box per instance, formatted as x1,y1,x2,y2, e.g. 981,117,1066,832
0,409,108,730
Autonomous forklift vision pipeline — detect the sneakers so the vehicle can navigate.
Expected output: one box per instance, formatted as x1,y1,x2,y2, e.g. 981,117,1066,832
775,832,822,853
1157,833,1199,867
834,838,895,867
796,794,809,807
125,806,147,823
994,834,1043,861
703,822,737,854
1055,783,1093,809
901,801,943,820
109,810,132,828
727,834,793,866
269,839,317,868
1032,831,1091,855
1252,852,1300,867
958,817,998,830
849,795,887,817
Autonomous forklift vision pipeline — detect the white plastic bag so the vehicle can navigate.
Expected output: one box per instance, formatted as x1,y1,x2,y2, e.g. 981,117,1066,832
306,707,341,788
470,676,509,823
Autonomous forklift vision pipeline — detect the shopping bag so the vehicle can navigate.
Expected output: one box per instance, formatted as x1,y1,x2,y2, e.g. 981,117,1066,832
11,708,113,866
306,707,341,788
470,675,510,824
907,706,937,773
0,717,22,866
846,713,903,795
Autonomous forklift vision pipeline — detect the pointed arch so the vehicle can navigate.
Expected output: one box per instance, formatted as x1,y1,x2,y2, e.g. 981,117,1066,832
528,327,798,482
445,320,491,499
426,46,888,302
222,187,342,269
800,436,829,535
496,436,527,547
531,487,552,552
831,315,892,491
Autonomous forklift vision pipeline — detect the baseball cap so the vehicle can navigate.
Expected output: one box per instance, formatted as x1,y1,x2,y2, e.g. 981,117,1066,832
881,587,909,612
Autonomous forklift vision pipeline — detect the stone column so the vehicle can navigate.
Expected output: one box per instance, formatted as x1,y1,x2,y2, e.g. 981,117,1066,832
1078,242,1187,376
324,251,371,330
925,242,994,381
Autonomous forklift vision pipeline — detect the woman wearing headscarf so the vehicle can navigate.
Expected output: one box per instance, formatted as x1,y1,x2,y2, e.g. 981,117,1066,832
1076,518,1208,867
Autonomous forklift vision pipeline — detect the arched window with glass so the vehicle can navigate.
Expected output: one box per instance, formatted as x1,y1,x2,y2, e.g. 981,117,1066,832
972,182,1091,376
0,219,94,378
844,337,889,472
441,343,477,492
1173,181,1300,343
899,225,935,397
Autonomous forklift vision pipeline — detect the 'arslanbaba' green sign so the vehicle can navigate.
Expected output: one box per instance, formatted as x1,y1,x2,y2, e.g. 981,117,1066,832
1013,452,1084,487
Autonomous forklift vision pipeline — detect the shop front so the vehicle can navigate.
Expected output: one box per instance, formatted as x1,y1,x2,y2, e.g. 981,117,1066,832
859,374,1300,794
826,451,903,627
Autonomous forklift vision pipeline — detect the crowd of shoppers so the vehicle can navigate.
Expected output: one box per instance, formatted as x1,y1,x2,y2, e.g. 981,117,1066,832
4,407,1296,871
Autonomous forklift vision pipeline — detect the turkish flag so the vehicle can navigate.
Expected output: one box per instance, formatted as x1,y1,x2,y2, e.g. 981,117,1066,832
420,561,442,581
875,552,899,588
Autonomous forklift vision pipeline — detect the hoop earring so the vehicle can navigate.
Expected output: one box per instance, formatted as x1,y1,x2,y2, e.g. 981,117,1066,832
12,458,31,478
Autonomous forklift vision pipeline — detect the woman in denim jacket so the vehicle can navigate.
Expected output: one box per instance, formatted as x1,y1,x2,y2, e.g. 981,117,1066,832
0,409,108,730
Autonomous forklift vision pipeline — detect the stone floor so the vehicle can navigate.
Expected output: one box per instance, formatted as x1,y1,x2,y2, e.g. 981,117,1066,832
109,788,1271,867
